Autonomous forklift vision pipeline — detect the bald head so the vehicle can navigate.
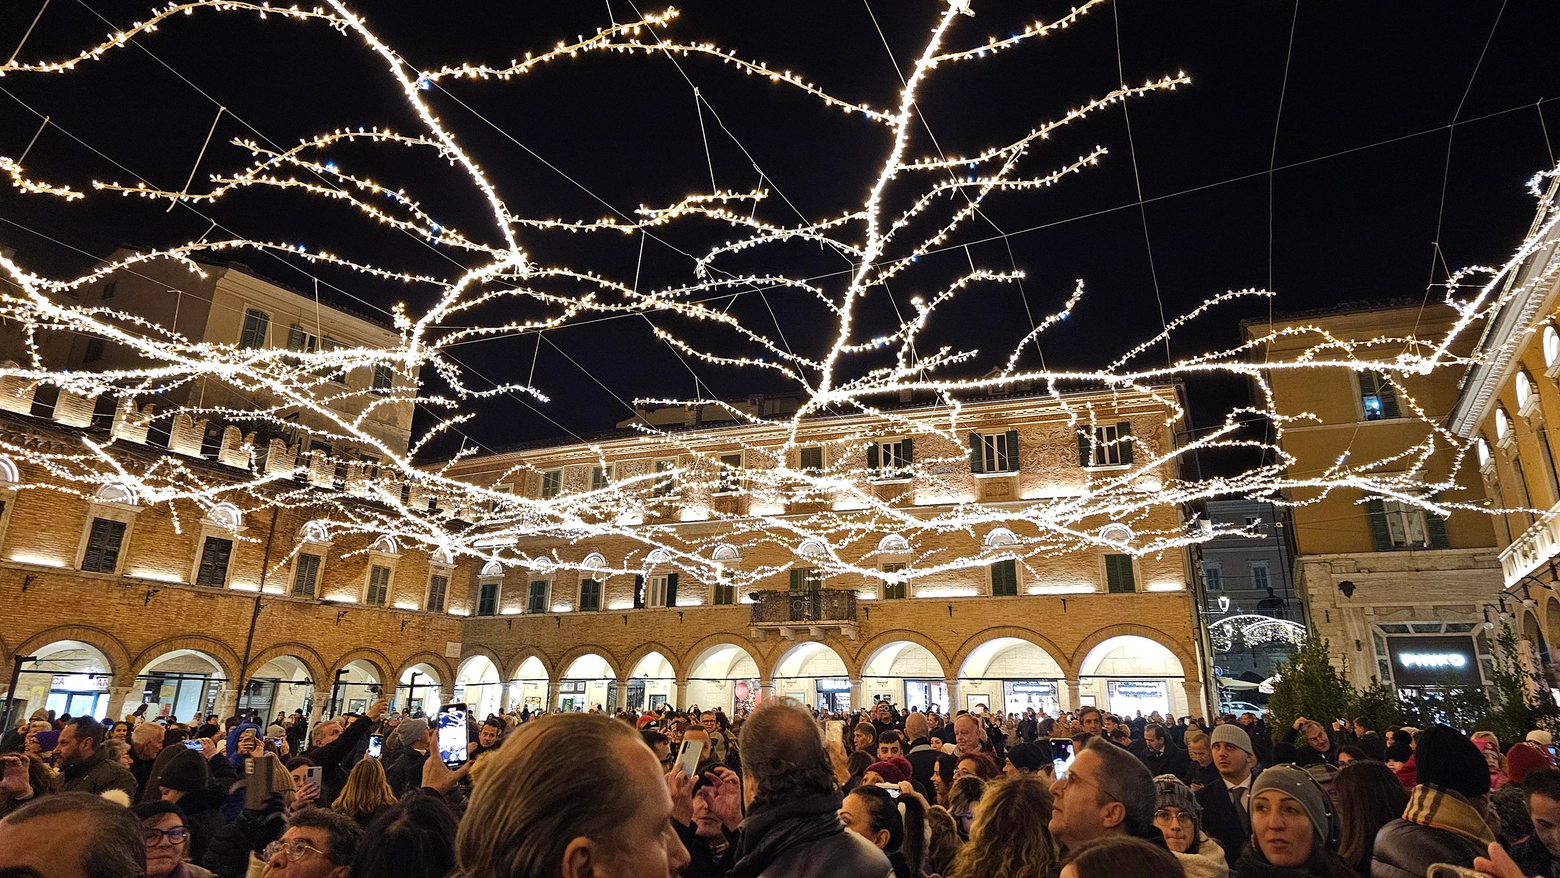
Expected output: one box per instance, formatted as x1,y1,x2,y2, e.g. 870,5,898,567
905,711,929,741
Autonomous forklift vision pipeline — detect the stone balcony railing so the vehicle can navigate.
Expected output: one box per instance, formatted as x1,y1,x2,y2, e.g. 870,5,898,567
1500,501,1560,587
748,588,858,641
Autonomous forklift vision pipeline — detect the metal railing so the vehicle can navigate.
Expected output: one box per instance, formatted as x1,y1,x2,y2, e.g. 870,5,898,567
749,589,857,624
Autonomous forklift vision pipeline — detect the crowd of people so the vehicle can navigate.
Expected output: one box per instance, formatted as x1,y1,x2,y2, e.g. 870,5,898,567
0,695,1557,878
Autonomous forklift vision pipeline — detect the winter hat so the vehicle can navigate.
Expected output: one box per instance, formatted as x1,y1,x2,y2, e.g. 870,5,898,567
1210,722,1254,755
866,760,908,784
1415,725,1491,798
1527,730,1554,746
394,718,431,748
32,730,58,751
266,724,286,739
1153,774,1201,837
1507,741,1554,783
1251,764,1331,847
28,709,49,722
157,748,211,793
1006,742,1048,772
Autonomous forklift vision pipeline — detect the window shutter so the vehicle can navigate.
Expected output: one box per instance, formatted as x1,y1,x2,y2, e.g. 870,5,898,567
1005,430,1020,472
287,326,307,352
1365,498,1393,551
902,437,914,463
82,518,126,573
633,574,645,609
1106,555,1136,593
969,434,984,474
790,568,807,591
1426,512,1450,549
1378,379,1400,419
1117,422,1133,465
666,573,678,607
1078,429,1092,467
867,443,879,471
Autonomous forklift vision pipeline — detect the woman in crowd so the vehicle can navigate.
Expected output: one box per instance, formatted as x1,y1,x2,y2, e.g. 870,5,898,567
839,784,926,878
1334,760,1407,878
333,756,398,827
947,775,987,843
1234,764,1354,878
946,775,1056,878
104,738,134,771
932,752,959,805
1153,774,1227,878
1062,836,1184,878
954,752,1000,782
134,800,215,878
1472,732,1509,790
924,805,964,877
351,789,459,878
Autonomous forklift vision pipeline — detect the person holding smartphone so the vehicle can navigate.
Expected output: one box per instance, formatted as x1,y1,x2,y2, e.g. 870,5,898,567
304,696,388,807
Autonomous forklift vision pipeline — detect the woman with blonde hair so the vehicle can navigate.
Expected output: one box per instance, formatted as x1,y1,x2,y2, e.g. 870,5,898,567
333,755,399,826
947,774,1057,878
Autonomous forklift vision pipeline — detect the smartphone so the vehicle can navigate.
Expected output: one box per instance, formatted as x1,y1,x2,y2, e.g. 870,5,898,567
1051,739,1075,779
304,765,324,789
825,719,845,746
437,703,470,769
1427,864,1483,878
182,739,204,750
244,754,273,811
267,737,284,749
366,734,383,759
676,738,704,777
875,782,902,798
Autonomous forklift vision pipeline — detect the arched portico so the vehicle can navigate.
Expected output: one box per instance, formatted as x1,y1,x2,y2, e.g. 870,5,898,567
858,635,951,712
455,655,503,719
769,641,852,711
956,635,1068,716
1077,633,1190,717
508,655,551,713
685,642,762,714
134,648,228,722
558,652,616,713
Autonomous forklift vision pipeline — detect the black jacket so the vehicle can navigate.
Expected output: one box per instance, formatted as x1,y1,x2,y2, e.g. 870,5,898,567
730,792,892,878
1369,818,1486,878
1234,842,1357,878
385,747,431,796
1281,727,1339,767
905,740,939,794
302,712,374,803
1140,743,1194,783
1513,836,1560,878
1197,770,1260,869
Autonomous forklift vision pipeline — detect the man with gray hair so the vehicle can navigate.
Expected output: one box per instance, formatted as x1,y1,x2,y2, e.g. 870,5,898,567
0,791,147,877
1049,736,1164,853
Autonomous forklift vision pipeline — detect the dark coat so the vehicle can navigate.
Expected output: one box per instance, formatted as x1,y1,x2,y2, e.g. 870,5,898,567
730,792,893,878
1513,836,1560,878
1369,818,1487,878
302,712,374,804
59,748,137,798
384,747,430,796
1140,743,1195,783
1197,770,1261,869
905,740,939,794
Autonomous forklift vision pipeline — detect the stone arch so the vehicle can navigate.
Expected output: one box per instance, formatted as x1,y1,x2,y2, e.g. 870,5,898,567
766,640,857,681
457,646,506,679
623,642,683,681
854,630,952,679
504,650,556,683
1524,609,1550,662
326,648,393,685
950,627,1069,680
245,643,328,686
394,652,454,684
17,626,132,685
1069,624,1199,683
555,645,620,681
1545,597,1560,649
682,632,767,679
131,636,241,683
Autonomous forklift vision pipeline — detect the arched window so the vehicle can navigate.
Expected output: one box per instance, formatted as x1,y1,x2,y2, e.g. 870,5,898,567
0,455,19,484
1099,523,1134,544
1496,406,1512,442
645,549,672,567
1545,324,1560,368
1477,437,1492,469
984,528,1018,548
370,535,400,555
207,502,242,531
582,552,608,571
877,534,911,555
95,483,136,505
1517,370,1536,410
711,544,741,562
480,560,504,577
797,538,829,559
431,547,456,567
299,520,331,544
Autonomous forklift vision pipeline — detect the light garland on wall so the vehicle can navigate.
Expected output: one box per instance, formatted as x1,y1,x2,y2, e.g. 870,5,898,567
0,1,1554,591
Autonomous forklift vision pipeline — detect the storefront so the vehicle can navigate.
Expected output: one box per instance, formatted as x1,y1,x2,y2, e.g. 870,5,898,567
1105,680,1171,716
1002,680,1060,716
136,672,220,720
1384,633,1483,696
45,673,109,718
814,677,851,712
557,680,588,712
904,679,949,713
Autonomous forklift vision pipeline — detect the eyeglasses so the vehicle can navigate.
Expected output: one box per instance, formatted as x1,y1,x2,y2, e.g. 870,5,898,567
1154,809,1194,825
262,840,328,863
143,827,190,846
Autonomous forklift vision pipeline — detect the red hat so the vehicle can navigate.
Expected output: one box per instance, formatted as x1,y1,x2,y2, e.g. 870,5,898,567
866,760,908,784
1507,741,1553,784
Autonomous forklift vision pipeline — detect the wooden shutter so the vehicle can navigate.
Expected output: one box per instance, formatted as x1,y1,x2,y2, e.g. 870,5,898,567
666,573,679,607
81,518,126,572
1357,371,1401,419
1106,555,1136,593
633,574,645,609
1426,512,1451,549
1005,430,1020,472
1365,498,1393,551
286,325,308,352
1078,429,1092,467
1117,422,1133,465
867,443,880,470
903,437,914,463
969,434,984,474
790,568,807,592
195,537,233,586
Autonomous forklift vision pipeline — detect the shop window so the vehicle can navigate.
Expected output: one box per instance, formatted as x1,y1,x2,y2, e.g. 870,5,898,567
1105,554,1136,593
80,518,126,573
194,536,233,586
292,553,321,597
527,580,548,614
1079,423,1133,468
427,574,448,612
990,559,1018,596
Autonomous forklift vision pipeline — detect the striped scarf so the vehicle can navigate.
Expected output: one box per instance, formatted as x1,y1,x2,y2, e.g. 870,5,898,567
1403,783,1496,848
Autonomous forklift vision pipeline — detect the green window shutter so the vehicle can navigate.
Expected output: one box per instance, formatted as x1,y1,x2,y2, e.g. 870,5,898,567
1426,512,1450,549
1106,555,1136,593
1005,430,1020,472
903,437,914,463
1117,422,1133,465
1365,498,1393,551
1078,429,1092,467
992,560,1017,596
790,568,807,592
969,434,984,475
82,518,126,573
633,574,645,609
195,537,233,586
666,573,678,607
867,443,880,471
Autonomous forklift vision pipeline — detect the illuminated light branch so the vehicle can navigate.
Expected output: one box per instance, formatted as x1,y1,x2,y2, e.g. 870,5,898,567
929,0,1107,64
1,156,85,200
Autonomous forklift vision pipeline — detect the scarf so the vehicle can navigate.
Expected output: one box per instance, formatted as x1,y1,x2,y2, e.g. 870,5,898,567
1402,784,1497,848
730,791,846,878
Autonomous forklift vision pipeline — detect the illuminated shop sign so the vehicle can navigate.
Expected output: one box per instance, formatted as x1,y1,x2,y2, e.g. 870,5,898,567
1386,635,1480,686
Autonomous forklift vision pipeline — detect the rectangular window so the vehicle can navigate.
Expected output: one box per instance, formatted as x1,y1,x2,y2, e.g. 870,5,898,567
1244,515,1266,533
646,574,669,608
238,309,270,350
717,453,743,493
427,574,448,612
101,281,117,300
789,567,823,592
292,553,321,597
1202,563,1223,592
1080,423,1134,468
883,562,908,599
652,460,677,497
371,364,394,392
590,466,612,491
194,536,233,586
286,326,344,382
869,438,914,480
799,446,824,474
971,431,1019,474
1105,554,1136,593
1358,370,1401,420
1383,500,1428,548
541,470,562,499
1250,561,1271,591
477,581,499,616
80,518,126,573
712,571,736,606
991,559,1018,596
366,565,391,606
84,338,106,363
527,580,548,614
579,578,602,611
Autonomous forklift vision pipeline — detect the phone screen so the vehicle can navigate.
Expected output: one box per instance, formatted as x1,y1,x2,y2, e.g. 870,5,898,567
825,720,845,746
182,739,205,750
437,704,469,768
305,765,324,789
676,738,704,777
1051,740,1075,779
366,734,383,759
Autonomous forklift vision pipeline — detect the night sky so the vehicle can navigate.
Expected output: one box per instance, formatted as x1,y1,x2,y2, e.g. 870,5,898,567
2,1,1558,462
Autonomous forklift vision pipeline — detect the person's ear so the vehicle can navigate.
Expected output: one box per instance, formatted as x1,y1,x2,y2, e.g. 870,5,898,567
329,865,351,878
1101,800,1126,830
561,836,598,878
875,828,892,850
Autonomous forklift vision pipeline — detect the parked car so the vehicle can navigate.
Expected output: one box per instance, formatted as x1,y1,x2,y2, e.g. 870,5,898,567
1219,699,1268,716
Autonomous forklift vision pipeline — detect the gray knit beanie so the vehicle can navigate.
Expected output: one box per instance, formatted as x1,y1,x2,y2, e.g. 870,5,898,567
1153,773,1201,838
1251,763,1330,848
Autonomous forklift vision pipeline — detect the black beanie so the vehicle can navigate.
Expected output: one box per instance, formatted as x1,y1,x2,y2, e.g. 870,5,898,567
1414,725,1490,798
156,748,211,794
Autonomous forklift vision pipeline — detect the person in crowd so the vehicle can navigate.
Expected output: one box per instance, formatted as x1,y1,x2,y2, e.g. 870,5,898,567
331,757,398,827
105,737,135,770
1153,774,1228,878
954,752,1000,781
26,728,57,765
1186,730,1221,789
1282,718,1338,767
305,698,387,805
1347,717,1385,761
905,712,940,793
1372,725,1496,878
1061,836,1184,878
1333,745,1366,767
924,805,963,877
1240,713,1275,766
154,747,225,862
0,791,148,877
932,752,959,806
699,710,729,766
845,750,875,792
260,806,361,878
953,714,989,758
946,775,1056,878
840,783,926,878
1471,732,1509,790
1234,764,1353,878
1512,767,1560,878
1494,741,1553,847
1049,737,1163,855
383,717,433,796
947,776,986,843
1003,741,1049,779
1140,723,1193,783
467,717,504,762
1198,721,1262,869
132,721,168,796
877,730,906,762
854,722,879,755
134,800,215,878
56,715,138,798
0,752,53,819
1333,759,1407,878
452,712,691,878
350,790,458,878
642,728,675,772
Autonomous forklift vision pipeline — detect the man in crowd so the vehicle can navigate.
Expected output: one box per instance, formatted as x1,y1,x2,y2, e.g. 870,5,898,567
953,712,988,757
1049,736,1162,853
1077,705,1104,738
469,717,505,762
1195,721,1261,867
1350,715,1386,761
1138,722,1193,783
129,721,165,797
305,697,386,803
852,722,877,755
904,712,939,792
700,710,728,765
1183,729,1221,789
876,730,905,762
384,716,434,795
1513,767,1560,877
0,792,147,877
56,716,137,798
1286,717,1339,766
260,805,360,878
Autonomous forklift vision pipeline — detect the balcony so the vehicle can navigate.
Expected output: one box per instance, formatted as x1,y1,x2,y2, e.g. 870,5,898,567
1501,501,1560,587
748,588,859,641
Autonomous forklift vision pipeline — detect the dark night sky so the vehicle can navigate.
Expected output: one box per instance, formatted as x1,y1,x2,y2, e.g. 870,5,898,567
2,1,1558,461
